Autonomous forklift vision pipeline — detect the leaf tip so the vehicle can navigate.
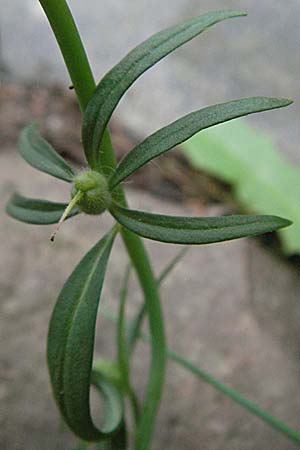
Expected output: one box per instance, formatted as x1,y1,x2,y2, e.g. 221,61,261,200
273,216,292,230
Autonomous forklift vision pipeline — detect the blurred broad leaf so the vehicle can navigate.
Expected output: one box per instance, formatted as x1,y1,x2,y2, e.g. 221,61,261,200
182,119,299,254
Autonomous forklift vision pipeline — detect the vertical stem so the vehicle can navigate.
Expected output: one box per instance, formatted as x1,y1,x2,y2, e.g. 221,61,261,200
39,0,94,112
121,229,166,450
38,1,166,448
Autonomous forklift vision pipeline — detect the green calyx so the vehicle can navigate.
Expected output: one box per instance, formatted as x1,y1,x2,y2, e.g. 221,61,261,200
72,170,111,215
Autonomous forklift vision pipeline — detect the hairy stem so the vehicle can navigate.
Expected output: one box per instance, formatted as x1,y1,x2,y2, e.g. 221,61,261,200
38,1,166,448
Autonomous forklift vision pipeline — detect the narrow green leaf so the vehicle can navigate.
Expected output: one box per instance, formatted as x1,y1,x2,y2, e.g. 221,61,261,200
157,247,189,285
102,307,300,445
109,97,292,188
111,204,291,245
182,119,300,255
47,228,122,441
6,192,80,225
117,266,131,392
82,10,247,168
19,123,75,182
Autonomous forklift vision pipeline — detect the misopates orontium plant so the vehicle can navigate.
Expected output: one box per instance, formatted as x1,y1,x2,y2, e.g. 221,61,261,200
6,2,297,449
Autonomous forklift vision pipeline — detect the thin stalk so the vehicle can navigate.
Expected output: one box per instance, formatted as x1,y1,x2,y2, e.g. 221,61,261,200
117,265,140,423
39,2,166,449
103,308,300,446
39,0,115,161
121,229,166,450
165,347,300,444
127,247,189,355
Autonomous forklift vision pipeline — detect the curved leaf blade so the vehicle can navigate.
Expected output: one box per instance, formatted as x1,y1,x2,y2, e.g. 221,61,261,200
111,205,291,245
6,192,80,225
82,10,247,168
109,97,292,188
19,123,75,182
47,229,121,441
91,370,124,438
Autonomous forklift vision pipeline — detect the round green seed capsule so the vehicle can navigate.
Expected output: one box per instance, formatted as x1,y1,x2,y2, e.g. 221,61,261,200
71,170,111,215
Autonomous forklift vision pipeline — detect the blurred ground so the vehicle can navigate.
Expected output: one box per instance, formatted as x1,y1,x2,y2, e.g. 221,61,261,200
1,1,300,450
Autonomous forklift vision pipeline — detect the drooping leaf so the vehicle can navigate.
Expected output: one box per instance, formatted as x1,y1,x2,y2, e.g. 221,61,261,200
82,10,247,168
6,192,80,225
182,119,300,255
19,123,75,182
47,228,122,441
109,97,292,189
110,204,291,245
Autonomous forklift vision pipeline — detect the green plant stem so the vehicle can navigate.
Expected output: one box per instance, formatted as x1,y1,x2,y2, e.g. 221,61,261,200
121,229,166,449
117,265,140,424
39,2,166,449
39,0,114,165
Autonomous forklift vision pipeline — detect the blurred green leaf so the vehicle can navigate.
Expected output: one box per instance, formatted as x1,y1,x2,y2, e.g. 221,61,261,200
110,97,292,189
47,228,122,442
6,192,80,224
82,10,247,169
19,123,75,182
182,119,299,254
111,204,291,245
93,358,124,392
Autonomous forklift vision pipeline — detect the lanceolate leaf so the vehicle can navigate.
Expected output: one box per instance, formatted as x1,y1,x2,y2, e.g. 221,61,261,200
19,123,75,182
47,228,121,441
109,97,292,189
111,204,291,245
6,192,80,225
82,10,247,168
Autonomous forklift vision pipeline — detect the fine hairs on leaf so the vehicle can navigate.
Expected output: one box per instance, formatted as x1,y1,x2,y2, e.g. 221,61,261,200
8,2,296,450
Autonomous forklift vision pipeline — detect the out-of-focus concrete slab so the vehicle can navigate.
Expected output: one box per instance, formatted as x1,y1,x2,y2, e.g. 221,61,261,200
1,150,300,450
1,1,299,162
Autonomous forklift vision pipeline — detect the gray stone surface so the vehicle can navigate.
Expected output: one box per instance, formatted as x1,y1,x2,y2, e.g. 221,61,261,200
1,0,299,161
1,150,300,450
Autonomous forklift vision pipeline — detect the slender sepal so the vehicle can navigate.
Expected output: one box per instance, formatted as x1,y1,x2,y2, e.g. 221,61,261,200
47,228,122,441
82,10,247,168
6,192,80,225
111,204,291,245
19,122,75,182
109,97,292,188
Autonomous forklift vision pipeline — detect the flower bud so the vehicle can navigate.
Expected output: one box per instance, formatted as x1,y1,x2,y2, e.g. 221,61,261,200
71,170,111,215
